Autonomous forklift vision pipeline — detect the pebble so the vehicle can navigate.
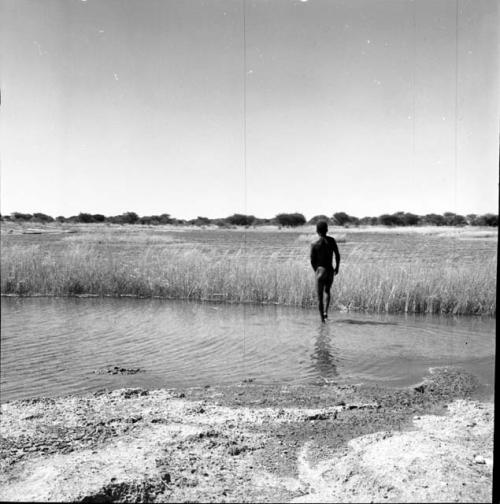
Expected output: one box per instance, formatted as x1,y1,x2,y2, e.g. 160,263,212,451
474,455,486,465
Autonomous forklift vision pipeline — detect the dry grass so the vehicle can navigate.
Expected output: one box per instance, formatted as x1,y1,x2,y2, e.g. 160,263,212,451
62,232,178,245
1,226,496,315
338,225,497,237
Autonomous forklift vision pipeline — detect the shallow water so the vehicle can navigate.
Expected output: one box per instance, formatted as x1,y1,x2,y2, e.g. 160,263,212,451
0,297,495,402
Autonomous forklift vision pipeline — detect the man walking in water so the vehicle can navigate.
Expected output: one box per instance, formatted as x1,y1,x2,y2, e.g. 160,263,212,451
310,220,340,322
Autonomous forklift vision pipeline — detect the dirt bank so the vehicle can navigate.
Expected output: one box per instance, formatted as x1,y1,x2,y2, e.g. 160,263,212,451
0,368,493,502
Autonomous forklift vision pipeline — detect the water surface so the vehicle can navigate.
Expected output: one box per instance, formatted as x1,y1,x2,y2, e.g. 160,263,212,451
1,297,495,402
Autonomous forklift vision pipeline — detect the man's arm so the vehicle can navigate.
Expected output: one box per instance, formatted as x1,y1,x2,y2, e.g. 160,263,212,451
310,244,318,271
332,238,340,274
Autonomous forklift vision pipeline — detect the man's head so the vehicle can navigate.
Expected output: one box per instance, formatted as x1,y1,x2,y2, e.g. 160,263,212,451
316,220,328,237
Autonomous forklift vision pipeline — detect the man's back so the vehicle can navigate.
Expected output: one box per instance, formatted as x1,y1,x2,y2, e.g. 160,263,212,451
310,235,339,271
311,222,341,322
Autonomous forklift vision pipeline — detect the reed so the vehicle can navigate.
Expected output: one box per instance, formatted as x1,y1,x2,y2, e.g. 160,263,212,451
0,239,496,316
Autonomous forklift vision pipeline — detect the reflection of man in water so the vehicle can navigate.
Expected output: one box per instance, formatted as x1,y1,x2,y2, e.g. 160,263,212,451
312,325,338,381
310,220,340,322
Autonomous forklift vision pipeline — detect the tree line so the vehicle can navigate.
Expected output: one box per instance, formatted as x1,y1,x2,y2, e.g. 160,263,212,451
1,210,497,227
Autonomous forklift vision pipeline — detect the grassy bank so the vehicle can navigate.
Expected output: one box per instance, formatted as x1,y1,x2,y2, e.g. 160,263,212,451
1,234,496,315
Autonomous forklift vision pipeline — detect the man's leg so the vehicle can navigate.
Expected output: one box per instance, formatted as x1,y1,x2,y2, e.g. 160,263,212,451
324,270,334,319
317,282,325,321
324,289,330,319
316,267,327,322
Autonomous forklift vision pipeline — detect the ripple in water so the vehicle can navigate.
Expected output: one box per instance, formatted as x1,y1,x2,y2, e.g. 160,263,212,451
0,297,495,402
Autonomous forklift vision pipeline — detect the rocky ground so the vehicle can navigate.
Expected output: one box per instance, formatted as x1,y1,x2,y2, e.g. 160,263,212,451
0,368,493,503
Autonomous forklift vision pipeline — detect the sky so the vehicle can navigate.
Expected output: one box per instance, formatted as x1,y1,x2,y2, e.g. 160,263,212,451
0,0,498,220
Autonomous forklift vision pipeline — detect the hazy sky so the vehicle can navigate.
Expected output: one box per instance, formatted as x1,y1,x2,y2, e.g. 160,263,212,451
1,0,498,220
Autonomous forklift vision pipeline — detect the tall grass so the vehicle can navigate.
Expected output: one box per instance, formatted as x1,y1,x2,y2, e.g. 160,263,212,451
0,240,496,315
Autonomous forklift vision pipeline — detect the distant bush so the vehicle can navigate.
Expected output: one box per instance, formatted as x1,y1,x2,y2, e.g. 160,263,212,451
359,216,378,225
473,213,498,227
32,213,54,223
226,214,256,226
137,214,173,225
11,212,33,221
421,214,446,226
332,212,359,227
465,214,478,225
274,213,306,227
188,216,212,226
139,216,159,225
120,212,139,224
213,219,232,228
92,214,106,223
107,212,139,225
378,214,403,226
77,213,95,223
157,214,173,224
443,212,467,226
397,212,420,226
332,212,350,226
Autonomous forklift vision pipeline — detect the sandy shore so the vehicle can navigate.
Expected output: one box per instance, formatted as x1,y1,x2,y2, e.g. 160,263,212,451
0,368,493,503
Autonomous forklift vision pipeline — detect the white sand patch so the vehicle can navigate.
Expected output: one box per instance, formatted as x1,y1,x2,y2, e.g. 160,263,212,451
288,399,493,503
0,423,202,502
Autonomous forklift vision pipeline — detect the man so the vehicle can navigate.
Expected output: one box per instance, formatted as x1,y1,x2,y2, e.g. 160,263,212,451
310,220,340,322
